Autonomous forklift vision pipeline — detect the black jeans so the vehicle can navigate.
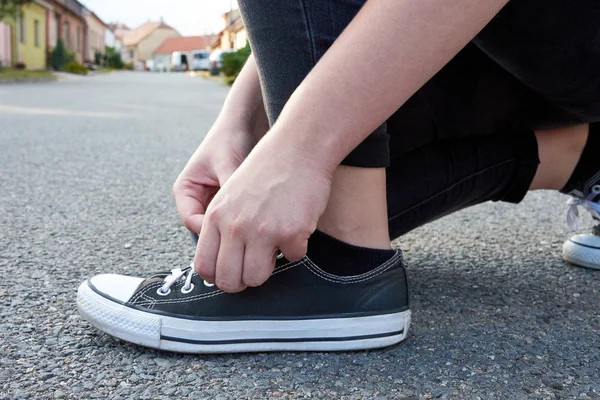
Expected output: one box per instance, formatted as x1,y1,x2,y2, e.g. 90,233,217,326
237,0,600,240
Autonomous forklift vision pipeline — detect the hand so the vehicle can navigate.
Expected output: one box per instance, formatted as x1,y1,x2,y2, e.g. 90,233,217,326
193,132,333,293
173,126,256,234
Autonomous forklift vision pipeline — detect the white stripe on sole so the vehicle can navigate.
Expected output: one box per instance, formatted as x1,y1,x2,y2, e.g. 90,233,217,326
77,280,411,353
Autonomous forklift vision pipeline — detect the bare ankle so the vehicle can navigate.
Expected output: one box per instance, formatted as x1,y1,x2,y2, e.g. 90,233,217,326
317,166,391,249
530,124,589,191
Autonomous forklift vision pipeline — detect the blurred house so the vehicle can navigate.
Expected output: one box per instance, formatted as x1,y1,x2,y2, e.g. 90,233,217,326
122,19,180,69
2,0,53,69
152,35,214,71
47,0,87,63
209,9,247,51
104,26,116,49
85,12,106,63
0,22,11,66
107,23,130,63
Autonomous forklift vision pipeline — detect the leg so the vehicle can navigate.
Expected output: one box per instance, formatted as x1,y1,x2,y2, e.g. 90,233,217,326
529,125,589,191
239,0,393,253
385,123,593,240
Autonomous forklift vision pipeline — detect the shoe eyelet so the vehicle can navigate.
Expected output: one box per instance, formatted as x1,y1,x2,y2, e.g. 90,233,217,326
203,280,215,287
276,251,284,260
593,185,600,194
156,287,171,296
181,283,195,294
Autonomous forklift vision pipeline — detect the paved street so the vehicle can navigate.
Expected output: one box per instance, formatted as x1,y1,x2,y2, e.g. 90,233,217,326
1,72,600,399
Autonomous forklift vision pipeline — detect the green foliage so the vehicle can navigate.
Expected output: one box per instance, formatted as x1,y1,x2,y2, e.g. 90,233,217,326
62,61,88,75
0,0,31,22
104,46,124,69
51,40,69,70
124,62,134,70
221,43,251,85
94,51,103,65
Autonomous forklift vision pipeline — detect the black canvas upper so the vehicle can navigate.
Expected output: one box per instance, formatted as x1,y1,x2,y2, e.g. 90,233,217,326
89,252,409,320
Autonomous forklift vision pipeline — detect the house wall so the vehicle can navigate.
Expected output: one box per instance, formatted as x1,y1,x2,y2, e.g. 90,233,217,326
47,9,57,49
0,22,12,66
50,1,86,63
86,14,104,61
17,3,48,69
153,53,170,71
234,28,247,50
135,28,179,62
105,28,115,48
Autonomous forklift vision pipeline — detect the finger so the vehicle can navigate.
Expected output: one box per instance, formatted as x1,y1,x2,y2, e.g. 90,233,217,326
194,220,220,283
173,178,217,233
174,194,206,234
278,235,309,262
242,241,276,288
215,238,246,293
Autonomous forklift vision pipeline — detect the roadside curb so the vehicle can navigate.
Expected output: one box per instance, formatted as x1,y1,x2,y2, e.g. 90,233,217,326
0,76,57,84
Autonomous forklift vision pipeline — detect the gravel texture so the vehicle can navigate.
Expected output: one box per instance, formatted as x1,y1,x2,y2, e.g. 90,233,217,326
1,72,599,399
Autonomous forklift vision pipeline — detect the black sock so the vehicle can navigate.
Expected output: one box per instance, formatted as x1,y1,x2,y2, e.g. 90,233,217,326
306,230,396,276
561,123,600,197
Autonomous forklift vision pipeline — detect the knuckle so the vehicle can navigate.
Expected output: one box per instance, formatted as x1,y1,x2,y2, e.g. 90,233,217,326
255,222,269,237
228,219,246,238
194,264,214,279
243,269,270,288
172,178,191,194
216,278,242,293
278,225,297,241
205,207,221,223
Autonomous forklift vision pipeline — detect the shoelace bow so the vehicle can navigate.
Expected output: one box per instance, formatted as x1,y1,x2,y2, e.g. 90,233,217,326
566,190,600,230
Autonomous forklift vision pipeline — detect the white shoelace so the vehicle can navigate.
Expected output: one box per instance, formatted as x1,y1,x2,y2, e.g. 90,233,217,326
158,263,213,295
566,189,600,230
158,252,284,295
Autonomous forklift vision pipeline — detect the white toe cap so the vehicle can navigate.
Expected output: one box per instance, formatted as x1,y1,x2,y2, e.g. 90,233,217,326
569,233,600,249
89,274,145,303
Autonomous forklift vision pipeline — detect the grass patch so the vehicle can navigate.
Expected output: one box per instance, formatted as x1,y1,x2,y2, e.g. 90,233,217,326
95,67,113,73
0,68,56,80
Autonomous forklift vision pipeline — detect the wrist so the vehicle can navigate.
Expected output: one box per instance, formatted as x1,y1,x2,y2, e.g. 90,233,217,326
259,126,338,180
266,122,342,177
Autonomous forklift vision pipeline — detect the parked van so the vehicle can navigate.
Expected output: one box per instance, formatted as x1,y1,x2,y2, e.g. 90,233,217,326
191,50,210,71
171,51,190,72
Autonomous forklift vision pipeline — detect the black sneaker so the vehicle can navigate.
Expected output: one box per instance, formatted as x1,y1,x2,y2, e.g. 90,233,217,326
77,252,411,353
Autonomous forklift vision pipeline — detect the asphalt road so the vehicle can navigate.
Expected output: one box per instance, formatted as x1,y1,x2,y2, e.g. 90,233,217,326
1,72,599,399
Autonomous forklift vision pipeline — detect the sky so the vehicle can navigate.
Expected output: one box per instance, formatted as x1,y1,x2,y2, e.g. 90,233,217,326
79,0,238,36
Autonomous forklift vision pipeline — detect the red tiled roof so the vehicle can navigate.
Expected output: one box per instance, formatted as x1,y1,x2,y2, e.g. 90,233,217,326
123,21,177,47
153,35,215,54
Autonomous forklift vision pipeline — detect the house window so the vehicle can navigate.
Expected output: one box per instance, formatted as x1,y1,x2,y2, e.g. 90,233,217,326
19,12,26,44
34,20,40,47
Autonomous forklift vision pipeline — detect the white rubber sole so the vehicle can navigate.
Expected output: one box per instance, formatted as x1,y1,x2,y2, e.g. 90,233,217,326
563,239,600,270
77,281,411,353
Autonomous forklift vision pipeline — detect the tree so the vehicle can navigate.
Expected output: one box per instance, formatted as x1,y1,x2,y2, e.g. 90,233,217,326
51,39,69,70
0,0,32,22
104,46,123,69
